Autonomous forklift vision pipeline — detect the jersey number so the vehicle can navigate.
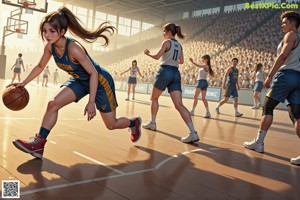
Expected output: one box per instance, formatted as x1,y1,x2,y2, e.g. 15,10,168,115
172,49,178,61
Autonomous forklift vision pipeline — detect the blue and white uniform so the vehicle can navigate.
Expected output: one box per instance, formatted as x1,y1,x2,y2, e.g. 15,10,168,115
196,68,209,91
154,39,182,92
253,69,264,92
14,58,23,73
127,66,139,84
52,37,118,113
266,32,300,104
224,67,239,98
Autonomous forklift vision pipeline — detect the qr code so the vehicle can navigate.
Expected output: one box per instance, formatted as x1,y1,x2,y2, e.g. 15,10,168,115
2,180,20,198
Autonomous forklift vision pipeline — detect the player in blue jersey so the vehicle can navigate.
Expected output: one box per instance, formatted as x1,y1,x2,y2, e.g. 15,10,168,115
120,60,143,100
142,23,199,143
7,6,142,159
244,11,300,165
215,58,243,117
189,55,214,118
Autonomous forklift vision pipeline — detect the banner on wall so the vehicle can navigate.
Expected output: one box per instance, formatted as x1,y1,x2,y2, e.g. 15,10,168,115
182,86,221,101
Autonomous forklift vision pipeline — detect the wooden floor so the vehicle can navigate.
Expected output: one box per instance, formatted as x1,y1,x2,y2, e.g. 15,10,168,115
0,79,299,200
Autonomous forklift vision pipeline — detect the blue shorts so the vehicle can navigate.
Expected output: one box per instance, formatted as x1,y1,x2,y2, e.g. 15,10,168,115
196,79,208,91
13,68,21,73
128,77,137,84
253,81,263,92
62,69,118,113
224,83,238,98
154,65,182,93
266,70,300,104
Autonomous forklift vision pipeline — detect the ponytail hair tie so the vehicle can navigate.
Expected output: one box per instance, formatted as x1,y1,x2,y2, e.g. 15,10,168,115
58,10,65,15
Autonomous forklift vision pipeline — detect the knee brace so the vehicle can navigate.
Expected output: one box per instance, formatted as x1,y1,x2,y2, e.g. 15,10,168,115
287,104,300,124
262,97,279,116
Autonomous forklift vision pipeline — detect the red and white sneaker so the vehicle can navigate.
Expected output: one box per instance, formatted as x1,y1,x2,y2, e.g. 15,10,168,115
12,134,47,159
130,117,142,142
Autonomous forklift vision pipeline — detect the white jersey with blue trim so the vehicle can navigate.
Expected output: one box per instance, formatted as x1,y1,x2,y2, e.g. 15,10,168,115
277,32,300,72
160,39,182,67
255,69,264,82
198,68,209,80
129,66,139,78
15,58,23,69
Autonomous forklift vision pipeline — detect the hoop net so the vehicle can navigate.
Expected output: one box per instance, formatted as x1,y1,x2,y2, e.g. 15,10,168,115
23,1,36,14
16,28,23,39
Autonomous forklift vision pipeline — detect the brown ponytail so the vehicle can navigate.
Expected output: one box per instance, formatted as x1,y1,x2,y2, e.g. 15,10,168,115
163,23,185,39
39,6,116,46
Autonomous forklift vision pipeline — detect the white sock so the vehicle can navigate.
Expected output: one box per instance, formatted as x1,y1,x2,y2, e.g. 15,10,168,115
205,107,209,112
187,121,196,134
234,107,238,113
256,129,267,144
151,115,156,123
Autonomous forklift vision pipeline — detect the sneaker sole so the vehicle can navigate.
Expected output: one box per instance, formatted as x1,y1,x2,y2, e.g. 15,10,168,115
12,141,43,159
132,117,142,143
243,144,264,153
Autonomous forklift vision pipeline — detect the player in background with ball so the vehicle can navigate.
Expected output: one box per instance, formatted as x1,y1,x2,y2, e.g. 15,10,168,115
7,6,142,159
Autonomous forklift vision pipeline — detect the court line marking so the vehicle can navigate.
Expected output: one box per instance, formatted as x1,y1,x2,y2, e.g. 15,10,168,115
20,149,203,196
0,117,36,120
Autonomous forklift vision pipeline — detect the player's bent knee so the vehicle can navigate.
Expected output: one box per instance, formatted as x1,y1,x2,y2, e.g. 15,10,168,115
262,97,279,116
287,104,300,124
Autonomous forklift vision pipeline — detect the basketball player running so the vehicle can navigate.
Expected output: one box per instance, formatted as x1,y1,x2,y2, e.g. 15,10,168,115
143,23,199,143
244,11,300,165
250,63,264,109
8,6,142,159
120,60,143,100
189,55,214,118
11,53,25,83
215,58,243,117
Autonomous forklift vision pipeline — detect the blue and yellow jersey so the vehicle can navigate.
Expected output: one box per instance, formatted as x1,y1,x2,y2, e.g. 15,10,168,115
52,37,101,81
227,67,238,85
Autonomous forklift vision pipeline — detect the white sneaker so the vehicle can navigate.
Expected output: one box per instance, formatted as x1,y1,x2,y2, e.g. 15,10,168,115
257,103,261,108
235,112,243,117
251,105,258,109
215,107,220,114
244,139,264,153
204,112,211,118
190,110,194,116
142,122,156,131
290,156,300,165
181,132,199,143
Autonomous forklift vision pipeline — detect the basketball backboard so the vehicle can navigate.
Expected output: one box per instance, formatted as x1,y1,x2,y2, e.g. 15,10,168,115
2,0,48,13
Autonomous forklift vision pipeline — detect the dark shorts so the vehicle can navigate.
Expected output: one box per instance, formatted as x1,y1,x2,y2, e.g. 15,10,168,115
128,77,137,84
154,65,181,93
224,83,238,98
13,68,21,73
43,75,48,79
266,70,300,104
196,79,208,91
253,81,263,92
62,69,118,113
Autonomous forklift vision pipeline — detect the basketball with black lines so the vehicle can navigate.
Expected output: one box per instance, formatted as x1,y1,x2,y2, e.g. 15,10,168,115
2,86,29,111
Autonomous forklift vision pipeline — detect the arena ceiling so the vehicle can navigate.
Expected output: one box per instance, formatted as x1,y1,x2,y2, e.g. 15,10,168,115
65,0,250,24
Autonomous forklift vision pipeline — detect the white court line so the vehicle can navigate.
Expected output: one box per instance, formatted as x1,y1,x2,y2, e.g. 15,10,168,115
20,149,203,196
73,151,125,175
49,141,57,144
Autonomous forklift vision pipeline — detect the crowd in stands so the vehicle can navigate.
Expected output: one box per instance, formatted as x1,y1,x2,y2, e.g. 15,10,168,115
102,8,285,91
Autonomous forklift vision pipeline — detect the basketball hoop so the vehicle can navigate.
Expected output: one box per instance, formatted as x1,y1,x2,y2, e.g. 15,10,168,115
23,1,36,14
15,28,23,39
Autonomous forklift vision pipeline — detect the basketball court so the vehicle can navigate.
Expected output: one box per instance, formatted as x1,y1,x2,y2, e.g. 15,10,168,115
0,79,299,199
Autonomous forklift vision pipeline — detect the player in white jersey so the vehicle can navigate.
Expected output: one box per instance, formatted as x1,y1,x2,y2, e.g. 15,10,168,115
120,60,143,100
244,11,300,165
143,23,199,143
11,53,25,83
42,66,51,87
189,55,214,118
250,63,264,109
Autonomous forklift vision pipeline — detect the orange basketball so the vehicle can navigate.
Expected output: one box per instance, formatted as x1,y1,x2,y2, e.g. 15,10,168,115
2,86,29,111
